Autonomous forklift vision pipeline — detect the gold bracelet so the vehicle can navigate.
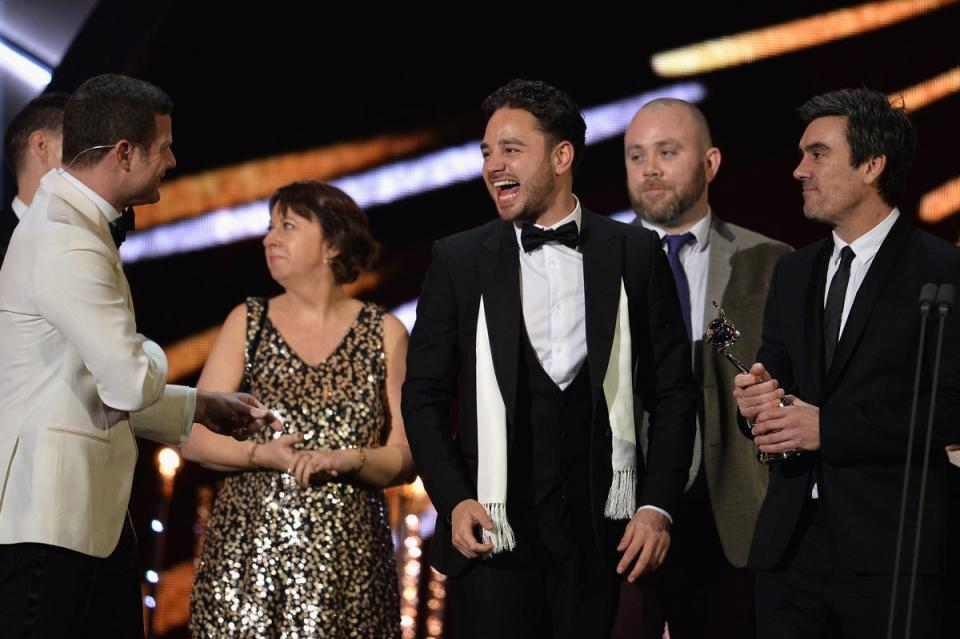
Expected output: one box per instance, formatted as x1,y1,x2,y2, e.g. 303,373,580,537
247,441,260,468
352,447,366,474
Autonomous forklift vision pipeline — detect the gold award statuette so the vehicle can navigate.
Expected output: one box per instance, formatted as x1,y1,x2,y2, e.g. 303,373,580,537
705,302,800,464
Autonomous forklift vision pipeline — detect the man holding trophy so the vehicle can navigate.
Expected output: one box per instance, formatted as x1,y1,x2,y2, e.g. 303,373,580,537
733,89,960,638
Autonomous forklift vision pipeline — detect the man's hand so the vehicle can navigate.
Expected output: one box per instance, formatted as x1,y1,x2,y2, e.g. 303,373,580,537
194,390,283,440
733,362,784,422
753,396,821,453
451,499,495,559
616,508,671,582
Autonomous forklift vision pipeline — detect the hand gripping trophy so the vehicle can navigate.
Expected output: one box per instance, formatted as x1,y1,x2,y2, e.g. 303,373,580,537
705,302,800,464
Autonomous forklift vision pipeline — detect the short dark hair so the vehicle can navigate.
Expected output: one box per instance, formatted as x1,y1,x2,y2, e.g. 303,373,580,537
797,88,916,206
62,74,173,170
3,93,69,175
269,181,379,285
482,78,587,175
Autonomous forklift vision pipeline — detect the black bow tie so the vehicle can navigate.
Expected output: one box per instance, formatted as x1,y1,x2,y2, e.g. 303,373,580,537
109,207,135,248
520,221,580,253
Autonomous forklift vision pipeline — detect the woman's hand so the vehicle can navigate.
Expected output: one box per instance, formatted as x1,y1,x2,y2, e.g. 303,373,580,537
289,448,363,486
251,433,303,472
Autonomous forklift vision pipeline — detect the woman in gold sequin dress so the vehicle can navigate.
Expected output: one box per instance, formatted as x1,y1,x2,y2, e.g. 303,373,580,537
182,182,415,638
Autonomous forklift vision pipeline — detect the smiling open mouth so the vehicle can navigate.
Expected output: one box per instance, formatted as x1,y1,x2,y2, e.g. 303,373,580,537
493,179,520,202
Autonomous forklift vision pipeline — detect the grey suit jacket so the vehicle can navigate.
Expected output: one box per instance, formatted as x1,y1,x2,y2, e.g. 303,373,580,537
636,214,790,567
699,216,790,567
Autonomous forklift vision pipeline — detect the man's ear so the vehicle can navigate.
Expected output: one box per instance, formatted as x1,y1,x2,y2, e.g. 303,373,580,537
553,140,575,176
861,154,886,187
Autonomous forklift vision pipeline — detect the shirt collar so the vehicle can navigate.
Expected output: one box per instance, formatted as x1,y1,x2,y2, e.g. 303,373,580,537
58,169,122,223
11,196,27,220
830,208,899,265
513,195,583,249
639,208,712,252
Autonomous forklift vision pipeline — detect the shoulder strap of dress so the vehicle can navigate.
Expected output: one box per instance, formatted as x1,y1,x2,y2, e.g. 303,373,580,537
241,297,269,391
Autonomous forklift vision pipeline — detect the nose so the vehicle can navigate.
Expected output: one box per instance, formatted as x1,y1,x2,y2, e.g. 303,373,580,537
793,157,808,182
263,227,277,248
642,156,661,177
167,149,177,171
484,151,504,176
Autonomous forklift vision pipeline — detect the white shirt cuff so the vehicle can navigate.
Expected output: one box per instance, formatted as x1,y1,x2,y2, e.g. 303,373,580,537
637,504,673,523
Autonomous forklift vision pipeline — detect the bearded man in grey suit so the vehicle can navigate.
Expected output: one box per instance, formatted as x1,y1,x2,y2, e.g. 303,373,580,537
612,98,791,639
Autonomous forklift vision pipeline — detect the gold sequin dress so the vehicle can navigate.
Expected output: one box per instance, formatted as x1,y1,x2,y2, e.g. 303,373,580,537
190,299,400,638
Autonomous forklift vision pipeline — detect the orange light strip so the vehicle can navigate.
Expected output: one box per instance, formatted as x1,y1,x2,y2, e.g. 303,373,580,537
163,272,380,382
651,0,954,77
889,66,960,112
136,131,436,231
918,176,960,223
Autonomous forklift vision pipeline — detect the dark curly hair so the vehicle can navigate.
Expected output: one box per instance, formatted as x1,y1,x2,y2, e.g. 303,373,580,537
797,88,916,207
482,78,587,175
269,181,379,285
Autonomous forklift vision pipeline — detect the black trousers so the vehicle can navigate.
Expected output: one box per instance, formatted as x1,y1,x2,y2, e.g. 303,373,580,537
611,472,755,639
0,521,143,639
447,490,621,639
755,499,942,639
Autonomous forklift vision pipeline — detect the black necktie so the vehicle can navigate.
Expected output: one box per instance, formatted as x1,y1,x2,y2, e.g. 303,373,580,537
823,245,855,371
109,207,135,249
520,221,580,253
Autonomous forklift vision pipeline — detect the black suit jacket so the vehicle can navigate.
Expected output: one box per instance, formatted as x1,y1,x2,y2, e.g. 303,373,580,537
401,209,698,576
749,214,960,574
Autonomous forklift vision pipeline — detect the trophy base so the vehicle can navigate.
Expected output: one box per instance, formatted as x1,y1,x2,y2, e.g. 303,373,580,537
758,449,802,464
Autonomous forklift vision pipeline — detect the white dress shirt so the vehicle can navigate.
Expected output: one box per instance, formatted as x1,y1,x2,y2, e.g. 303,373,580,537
640,210,712,341
813,207,899,499
824,208,900,337
513,200,587,390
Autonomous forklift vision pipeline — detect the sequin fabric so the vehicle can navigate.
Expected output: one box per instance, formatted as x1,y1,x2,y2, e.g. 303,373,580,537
190,298,400,638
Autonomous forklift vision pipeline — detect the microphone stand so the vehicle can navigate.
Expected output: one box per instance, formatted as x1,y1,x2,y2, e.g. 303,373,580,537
886,283,937,639
904,284,954,639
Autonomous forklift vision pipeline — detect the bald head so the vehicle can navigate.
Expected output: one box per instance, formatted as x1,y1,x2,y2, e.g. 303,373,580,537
624,98,721,231
632,98,712,152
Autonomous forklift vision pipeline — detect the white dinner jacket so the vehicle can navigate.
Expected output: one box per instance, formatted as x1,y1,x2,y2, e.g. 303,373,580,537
0,170,195,557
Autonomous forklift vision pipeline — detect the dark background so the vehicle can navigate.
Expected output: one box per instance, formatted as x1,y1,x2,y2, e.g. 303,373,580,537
1,1,958,635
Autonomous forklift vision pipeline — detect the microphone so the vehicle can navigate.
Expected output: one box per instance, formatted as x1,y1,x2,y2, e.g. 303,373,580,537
904,283,953,638
919,283,937,313
936,283,954,315
887,283,938,639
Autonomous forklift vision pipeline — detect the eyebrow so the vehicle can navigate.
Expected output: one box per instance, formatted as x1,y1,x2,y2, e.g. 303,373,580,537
802,142,830,153
625,138,684,152
480,137,528,151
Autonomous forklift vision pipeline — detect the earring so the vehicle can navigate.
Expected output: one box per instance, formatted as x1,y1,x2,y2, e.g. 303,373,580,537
323,257,333,264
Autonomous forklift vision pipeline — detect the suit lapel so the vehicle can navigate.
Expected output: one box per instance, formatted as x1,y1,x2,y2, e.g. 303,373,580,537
822,214,913,396
479,222,522,430
703,218,735,336
581,210,621,400
803,240,832,403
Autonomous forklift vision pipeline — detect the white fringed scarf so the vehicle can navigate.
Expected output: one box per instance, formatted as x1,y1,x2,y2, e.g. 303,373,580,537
475,279,637,554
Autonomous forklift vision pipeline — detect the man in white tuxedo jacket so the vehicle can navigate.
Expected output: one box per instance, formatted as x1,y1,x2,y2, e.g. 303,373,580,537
0,74,278,639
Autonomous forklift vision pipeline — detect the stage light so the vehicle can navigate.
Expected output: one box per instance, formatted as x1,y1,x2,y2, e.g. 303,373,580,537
0,38,52,91
651,0,952,77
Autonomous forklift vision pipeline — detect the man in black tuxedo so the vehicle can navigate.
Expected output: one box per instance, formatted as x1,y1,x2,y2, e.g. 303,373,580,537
1,93,69,267
401,79,698,638
734,88,960,638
